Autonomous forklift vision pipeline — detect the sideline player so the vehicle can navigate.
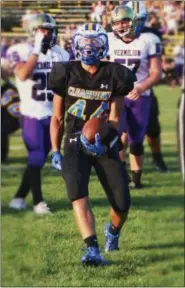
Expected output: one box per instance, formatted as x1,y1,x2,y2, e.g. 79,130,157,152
7,13,69,214
108,5,162,188
49,23,136,265
1,67,20,163
125,1,168,173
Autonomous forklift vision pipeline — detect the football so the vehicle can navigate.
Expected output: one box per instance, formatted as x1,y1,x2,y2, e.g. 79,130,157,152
82,118,109,144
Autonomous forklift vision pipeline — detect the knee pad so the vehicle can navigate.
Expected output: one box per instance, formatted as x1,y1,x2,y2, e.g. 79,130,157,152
28,151,47,168
130,143,144,156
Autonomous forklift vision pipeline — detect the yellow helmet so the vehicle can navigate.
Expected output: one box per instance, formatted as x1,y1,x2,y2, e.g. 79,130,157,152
111,5,138,37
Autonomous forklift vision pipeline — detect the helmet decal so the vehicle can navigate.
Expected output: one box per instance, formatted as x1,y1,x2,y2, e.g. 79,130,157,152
72,23,109,65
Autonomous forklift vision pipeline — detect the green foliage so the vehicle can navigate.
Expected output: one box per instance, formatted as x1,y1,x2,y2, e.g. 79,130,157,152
1,85,184,287
1,9,20,32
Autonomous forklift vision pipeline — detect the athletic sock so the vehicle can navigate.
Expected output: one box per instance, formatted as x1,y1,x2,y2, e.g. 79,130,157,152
14,166,30,199
109,223,120,236
152,152,163,163
28,166,44,205
131,170,142,185
122,161,126,167
84,235,99,248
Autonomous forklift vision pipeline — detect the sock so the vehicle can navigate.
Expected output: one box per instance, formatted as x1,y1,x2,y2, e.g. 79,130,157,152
152,152,163,163
84,235,99,248
28,166,44,205
131,170,142,185
122,161,126,167
109,223,120,235
15,166,30,199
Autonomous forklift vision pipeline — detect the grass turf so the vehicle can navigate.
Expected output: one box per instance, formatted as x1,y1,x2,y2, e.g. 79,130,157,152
1,85,184,287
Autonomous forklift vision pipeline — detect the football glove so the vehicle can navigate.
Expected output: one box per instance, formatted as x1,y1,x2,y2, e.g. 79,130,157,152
32,30,45,55
80,133,107,157
51,151,63,171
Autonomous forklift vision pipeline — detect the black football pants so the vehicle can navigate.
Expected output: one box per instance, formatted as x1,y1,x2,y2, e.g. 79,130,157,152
61,134,131,213
146,90,161,138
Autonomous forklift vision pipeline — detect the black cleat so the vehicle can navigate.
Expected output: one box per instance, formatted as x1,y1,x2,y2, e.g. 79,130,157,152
154,159,169,173
129,181,144,189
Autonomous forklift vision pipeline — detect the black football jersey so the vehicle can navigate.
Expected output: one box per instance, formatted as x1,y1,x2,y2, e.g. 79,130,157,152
49,61,136,133
1,82,20,134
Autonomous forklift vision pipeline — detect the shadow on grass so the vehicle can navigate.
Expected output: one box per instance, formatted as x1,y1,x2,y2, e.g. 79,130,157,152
89,194,184,211
1,206,31,216
50,199,72,212
132,194,184,211
136,242,185,250
2,193,183,216
1,199,72,215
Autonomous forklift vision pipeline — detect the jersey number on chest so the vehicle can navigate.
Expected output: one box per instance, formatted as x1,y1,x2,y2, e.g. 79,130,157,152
32,72,54,102
68,99,109,120
115,58,141,74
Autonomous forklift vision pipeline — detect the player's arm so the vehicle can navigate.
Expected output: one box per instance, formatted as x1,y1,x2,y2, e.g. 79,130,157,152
48,62,67,169
109,96,124,132
81,96,124,155
50,94,65,152
128,56,161,100
136,56,161,91
14,31,45,81
14,55,38,81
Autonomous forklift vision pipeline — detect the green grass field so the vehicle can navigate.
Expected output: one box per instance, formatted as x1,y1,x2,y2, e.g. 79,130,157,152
1,85,184,287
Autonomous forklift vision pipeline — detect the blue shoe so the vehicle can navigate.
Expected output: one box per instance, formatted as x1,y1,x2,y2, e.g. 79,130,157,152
81,247,105,266
104,223,120,252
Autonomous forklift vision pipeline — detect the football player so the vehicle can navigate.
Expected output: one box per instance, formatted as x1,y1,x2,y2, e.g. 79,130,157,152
1,67,20,163
7,13,69,214
126,1,168,173
49,23,136,265
108,5,162,188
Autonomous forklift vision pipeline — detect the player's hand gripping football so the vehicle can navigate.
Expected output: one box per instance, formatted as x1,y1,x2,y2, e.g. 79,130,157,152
51,151,63,171
32,30,45,55
80,133,107,157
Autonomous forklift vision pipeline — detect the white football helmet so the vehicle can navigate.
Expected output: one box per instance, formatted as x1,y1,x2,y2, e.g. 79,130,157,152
25,13,58,48
72,23,109,65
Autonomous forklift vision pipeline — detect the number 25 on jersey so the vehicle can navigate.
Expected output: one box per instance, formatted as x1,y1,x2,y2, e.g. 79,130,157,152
32,72,53,102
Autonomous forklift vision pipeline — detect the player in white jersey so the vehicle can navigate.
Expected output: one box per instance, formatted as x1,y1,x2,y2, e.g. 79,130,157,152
126,1,168,173
7,13,69,213
108,5,162,188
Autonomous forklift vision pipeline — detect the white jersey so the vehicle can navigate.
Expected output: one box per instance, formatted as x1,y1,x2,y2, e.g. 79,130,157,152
108,32,162,96
7,43,69,119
